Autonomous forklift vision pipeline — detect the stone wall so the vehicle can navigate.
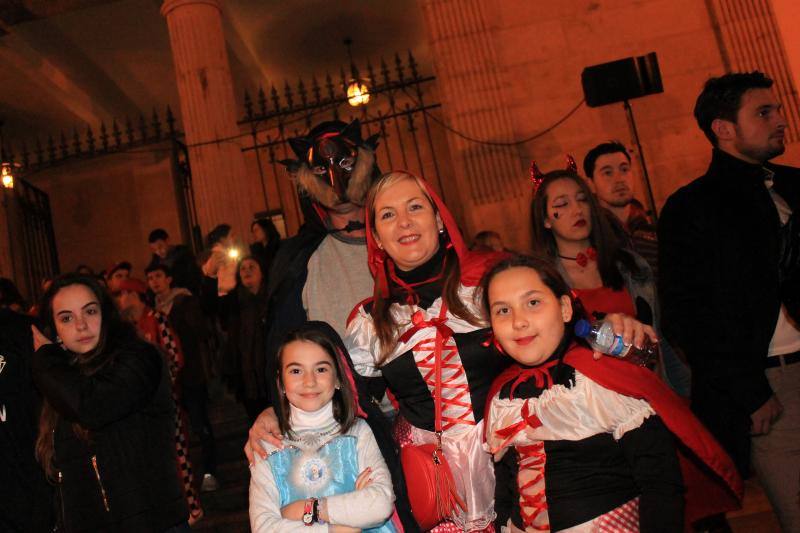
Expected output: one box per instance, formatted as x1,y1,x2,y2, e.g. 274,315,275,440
26,149,182,280
421,0,800,250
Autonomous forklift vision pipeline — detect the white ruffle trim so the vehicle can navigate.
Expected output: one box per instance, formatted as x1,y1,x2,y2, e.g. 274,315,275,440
486,370,656,448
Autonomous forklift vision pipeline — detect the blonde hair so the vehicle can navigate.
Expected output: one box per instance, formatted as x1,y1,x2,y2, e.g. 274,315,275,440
366,171,479,363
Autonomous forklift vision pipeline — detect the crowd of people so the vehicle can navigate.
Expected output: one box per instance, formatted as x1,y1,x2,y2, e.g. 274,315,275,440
1,69,798,533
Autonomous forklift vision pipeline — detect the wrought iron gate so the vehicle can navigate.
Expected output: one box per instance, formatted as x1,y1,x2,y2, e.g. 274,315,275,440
4,107,202,276
2,177,59,303
239,50,447,235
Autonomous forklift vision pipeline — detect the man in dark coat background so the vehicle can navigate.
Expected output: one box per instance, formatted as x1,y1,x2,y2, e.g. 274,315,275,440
242,120,420,531
659,71,800,530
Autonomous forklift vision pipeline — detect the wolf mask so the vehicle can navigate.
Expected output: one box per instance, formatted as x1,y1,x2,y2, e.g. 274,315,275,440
281,120,380,211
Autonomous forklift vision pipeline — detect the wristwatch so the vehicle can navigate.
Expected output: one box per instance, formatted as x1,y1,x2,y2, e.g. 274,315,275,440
302,498,317,526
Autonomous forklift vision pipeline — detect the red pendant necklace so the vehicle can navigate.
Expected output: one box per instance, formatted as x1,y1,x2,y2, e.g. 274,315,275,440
558,246,597,267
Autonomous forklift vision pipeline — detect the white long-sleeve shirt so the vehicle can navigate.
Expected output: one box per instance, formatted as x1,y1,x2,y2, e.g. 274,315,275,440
249,402,395,532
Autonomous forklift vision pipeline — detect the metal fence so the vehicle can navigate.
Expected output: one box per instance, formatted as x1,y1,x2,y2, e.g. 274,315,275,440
239,50,446,235
2,107,202,291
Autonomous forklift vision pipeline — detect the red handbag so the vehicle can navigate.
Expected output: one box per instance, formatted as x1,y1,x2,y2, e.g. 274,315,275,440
400,305,467,530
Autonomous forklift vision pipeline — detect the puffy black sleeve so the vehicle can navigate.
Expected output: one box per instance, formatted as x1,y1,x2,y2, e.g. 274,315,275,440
619,416,684,532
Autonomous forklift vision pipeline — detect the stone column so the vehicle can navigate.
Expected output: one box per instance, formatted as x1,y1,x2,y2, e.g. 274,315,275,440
419,0,529,250
161,0,254,240
771,0,800,138
706,0,800,153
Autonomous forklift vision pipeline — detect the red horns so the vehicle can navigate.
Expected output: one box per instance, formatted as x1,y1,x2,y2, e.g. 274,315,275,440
529,160,545,194
529,154,578,195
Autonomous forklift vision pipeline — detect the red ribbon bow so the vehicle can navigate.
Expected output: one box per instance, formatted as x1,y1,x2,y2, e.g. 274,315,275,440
508,359,559,398
575,246,597,267
481,331,506,354
494,399,543,439
398,309,453,344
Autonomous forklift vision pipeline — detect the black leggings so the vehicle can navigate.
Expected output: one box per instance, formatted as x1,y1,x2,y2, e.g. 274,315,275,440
180,383,217,475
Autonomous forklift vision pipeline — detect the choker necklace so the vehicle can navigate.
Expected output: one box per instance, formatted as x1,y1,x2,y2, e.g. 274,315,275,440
558,246,596,267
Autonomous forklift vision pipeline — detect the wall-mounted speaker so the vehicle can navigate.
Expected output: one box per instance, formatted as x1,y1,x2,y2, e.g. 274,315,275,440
581,52,663,107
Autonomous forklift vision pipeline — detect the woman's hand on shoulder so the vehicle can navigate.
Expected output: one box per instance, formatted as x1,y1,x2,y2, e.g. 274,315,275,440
245,407,283,464
594,313,658,360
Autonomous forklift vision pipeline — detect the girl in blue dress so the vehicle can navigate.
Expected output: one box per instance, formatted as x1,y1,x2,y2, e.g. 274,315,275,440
249,321,398,532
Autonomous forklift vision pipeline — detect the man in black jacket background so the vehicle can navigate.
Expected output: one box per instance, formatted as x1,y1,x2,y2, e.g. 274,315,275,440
659,71,800,530
243,120,420,531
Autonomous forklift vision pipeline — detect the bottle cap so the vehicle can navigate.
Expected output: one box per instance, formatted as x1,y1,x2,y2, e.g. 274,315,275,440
574,319,591,338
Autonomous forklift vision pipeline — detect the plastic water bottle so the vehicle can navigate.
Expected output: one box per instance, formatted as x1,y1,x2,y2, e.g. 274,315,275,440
574,319,658,367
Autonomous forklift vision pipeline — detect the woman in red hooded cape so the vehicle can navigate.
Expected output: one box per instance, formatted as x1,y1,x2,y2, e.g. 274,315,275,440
345,171,505,532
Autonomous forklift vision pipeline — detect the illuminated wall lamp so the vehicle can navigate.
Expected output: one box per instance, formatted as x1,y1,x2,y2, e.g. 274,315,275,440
347,80,370,107
1,164,13,189
344,37,370,107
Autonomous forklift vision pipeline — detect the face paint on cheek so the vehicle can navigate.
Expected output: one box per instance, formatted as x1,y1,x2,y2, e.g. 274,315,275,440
553,211,560,219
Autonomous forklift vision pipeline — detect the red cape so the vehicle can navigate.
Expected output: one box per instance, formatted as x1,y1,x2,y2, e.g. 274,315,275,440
485,345,743,525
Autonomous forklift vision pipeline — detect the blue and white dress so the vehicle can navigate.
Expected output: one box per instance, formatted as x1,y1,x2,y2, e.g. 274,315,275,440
249,401,397,532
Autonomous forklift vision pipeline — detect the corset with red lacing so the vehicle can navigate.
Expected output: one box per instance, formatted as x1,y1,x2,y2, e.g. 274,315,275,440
399,307,476,432
516,443,549,530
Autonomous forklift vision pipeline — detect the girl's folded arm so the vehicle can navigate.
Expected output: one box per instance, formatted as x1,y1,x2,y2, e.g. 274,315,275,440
249,453,328,533
325,420,395,528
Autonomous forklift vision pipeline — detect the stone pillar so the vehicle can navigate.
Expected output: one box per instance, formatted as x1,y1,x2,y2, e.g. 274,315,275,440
419,0,529,250
706,0,800,152
771,0,800,127
161,0,254,240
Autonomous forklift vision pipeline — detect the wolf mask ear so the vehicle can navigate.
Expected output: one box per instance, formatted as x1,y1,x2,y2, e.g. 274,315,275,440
278,159,301,173
364,133,380,151
288,137,312,160
339,119,363,146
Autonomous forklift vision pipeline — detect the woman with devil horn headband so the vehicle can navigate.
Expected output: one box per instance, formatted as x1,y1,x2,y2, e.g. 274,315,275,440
529,160,670,383
345,171,507,531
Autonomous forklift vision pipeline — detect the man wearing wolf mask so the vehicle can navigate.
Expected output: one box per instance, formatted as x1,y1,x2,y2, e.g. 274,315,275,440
245,120,420,531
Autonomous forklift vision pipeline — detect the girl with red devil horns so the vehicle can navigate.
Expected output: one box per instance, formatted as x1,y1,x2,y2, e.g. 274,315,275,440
528,159,680,388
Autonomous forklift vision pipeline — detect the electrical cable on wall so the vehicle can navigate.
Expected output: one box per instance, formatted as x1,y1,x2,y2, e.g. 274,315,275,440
400,87,585,147
22,91,587,168
177,90,586,150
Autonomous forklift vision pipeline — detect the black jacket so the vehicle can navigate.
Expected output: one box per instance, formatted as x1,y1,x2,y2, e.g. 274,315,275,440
263,223,328,405
168,293,209,388
32,338,187,532
218,285,269,401
658,148,800,474
0,309,53,533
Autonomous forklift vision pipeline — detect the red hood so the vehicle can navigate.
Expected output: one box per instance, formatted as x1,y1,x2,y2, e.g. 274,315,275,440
365,174,503,299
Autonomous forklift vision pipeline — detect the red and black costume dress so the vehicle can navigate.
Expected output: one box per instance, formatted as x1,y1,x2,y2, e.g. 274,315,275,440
346,178,505,531
485,343,743,532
